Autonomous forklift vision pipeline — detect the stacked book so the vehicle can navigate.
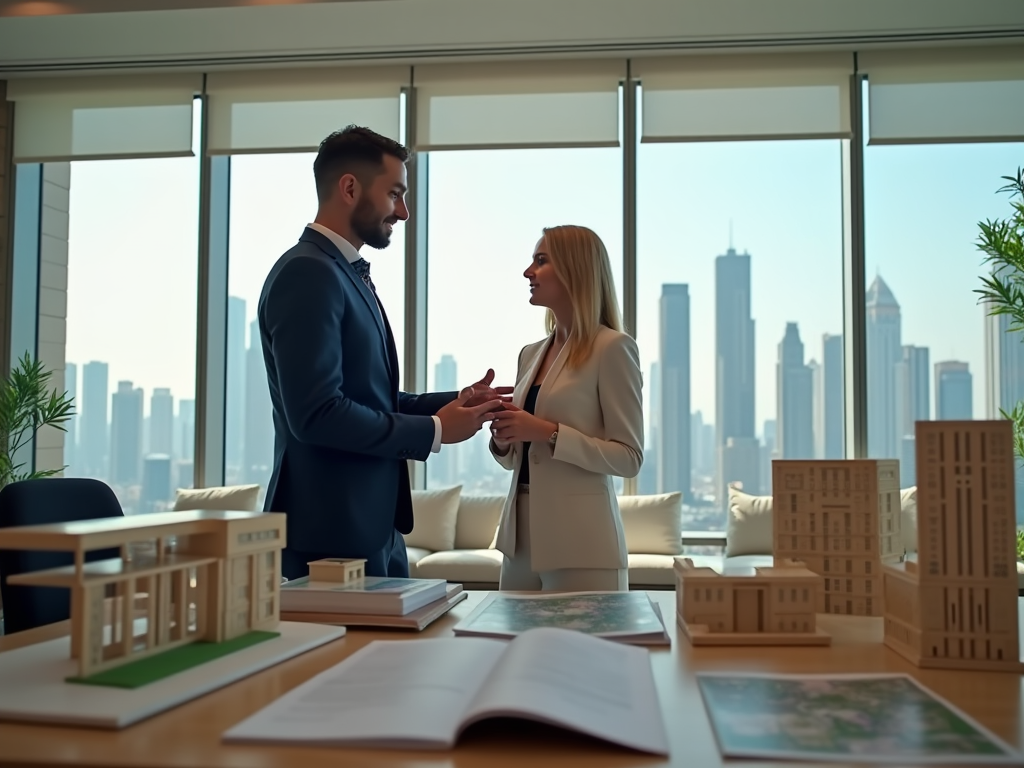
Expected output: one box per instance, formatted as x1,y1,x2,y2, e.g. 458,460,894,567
279,558,466,631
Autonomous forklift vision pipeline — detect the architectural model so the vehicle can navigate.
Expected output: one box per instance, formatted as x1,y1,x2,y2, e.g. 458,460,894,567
883,420,1023,672
308,558,366,583
0,510,286,678
772,459,902,617
674,557,830,646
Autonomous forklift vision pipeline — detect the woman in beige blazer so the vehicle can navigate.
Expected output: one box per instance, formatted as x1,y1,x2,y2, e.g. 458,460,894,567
488,225,643,591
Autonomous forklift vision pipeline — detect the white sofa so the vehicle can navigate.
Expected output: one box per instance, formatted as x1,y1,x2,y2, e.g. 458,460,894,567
403,487,688,589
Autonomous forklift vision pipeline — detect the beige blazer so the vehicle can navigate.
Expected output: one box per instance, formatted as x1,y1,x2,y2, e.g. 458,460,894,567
489,326,644,571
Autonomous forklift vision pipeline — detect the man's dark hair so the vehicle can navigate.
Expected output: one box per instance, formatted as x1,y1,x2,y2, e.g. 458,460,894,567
313,125,409,204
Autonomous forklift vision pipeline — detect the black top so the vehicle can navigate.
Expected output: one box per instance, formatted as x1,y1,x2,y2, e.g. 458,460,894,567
517,384,542,486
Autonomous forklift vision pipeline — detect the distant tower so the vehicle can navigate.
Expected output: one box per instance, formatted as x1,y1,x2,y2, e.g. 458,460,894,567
110,381,144,489
934,361,973,420
64,362,77,475
149,388,174,457
776,323,813,459
715,248,755,508
773,459,902,617
660,284,691,502
883,421,1021,671
429,354,459,487
821,334,844,459
177,399,195,463
81,361,109,479
866,275,901,459
985,302,1024,525
141,454,172,513
895,345,930,485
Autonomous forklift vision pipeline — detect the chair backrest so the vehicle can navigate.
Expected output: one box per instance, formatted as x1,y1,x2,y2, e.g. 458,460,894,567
0,478,124,634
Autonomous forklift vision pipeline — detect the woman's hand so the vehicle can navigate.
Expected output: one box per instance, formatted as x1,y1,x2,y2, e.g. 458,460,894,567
490,403,558,444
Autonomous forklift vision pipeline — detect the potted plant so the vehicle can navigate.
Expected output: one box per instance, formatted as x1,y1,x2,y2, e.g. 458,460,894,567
975,167,1024,561
0,352,75,491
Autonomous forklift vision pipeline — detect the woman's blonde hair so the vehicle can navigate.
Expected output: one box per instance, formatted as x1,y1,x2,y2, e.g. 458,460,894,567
542,224,623,369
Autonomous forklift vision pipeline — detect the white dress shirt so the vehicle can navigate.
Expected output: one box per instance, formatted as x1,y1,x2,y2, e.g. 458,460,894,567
307,222,442,453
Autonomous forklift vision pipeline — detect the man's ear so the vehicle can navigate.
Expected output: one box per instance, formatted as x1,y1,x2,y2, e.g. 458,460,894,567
336,172,361,205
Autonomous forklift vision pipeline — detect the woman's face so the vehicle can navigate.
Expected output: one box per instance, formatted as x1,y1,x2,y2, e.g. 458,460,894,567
523,236,567,310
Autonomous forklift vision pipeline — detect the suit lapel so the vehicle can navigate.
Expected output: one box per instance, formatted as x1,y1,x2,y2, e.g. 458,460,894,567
534,337,567,418
515,336,552,409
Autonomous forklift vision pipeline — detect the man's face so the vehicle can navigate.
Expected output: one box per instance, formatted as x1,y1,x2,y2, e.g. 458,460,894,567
352,155,410,250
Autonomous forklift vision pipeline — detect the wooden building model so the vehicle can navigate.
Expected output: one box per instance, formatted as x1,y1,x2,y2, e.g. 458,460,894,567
0,510,286,678
884,420,1023,672
772,459,902,617
308,558,366,583
674,557,830,646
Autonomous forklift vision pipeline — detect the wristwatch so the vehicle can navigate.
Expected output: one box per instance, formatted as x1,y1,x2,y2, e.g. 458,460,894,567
548,429,559,447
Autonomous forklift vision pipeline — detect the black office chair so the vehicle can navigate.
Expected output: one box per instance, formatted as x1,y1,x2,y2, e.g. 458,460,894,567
0,478,124,634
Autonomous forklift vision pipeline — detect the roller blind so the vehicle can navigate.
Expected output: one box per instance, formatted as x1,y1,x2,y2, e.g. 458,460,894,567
8,74,201,163
205,66,407,155
413,59,623,151
859,46,1024,144
635,53,853,143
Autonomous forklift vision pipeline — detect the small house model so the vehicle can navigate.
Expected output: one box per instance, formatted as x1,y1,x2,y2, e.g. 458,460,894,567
308,558,366,583
772,459,902,617
883,420,1023,672
674,557,830,646
0,510,286,678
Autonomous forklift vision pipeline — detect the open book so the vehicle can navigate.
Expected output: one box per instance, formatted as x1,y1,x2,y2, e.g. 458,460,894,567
223,626,668,754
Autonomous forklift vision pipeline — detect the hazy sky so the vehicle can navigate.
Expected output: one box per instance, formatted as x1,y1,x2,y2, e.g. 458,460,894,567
63,104,1023,438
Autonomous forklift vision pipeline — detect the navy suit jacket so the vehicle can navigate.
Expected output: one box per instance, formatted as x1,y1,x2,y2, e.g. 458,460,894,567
258,228,456,556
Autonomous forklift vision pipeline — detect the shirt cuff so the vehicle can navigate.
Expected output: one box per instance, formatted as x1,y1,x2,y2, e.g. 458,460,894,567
431,415,442,453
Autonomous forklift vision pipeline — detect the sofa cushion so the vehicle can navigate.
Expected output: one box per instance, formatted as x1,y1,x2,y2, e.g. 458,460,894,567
174,484,260,512
405,547,432,574
626,554,679,586
413,549,503,583
619,492,683,555
901,486,918,554
406,485,462,552
725,485,773,557
454,495,504,550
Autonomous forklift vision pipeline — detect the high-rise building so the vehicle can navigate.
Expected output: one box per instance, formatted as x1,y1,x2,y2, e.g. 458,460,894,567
177,399,195,463
822,334,844,459
810,358,823,458
984,306,1024,524
226,296,247,477
81,361,109,479
64,362,77,474
866,275,902,459
141,454,172,513
761,419,776,496
244,319,274,487
715,248,755,508
721,436,760,496
660,284,691,501
895,345,929,485
110,380,143,488
935,361,972,420
429,355,459,487
776,323,814,459
638,361,660,495
149,387,174,457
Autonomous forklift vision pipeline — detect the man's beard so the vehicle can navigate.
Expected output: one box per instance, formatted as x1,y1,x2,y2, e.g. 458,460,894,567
352,198,394,250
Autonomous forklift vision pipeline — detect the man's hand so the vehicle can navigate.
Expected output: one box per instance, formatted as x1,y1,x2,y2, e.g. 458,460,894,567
438,387,504,444
490,403,557,444
462,368,513,408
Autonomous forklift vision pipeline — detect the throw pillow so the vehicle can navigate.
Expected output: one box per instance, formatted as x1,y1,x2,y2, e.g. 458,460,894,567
406,485,462,553
454,495,505,550
900,486,918,554
618,492,683,555
174,484,261,512
725,485,773,557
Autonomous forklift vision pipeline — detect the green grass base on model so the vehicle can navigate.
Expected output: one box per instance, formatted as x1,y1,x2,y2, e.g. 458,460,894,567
66,630,281,689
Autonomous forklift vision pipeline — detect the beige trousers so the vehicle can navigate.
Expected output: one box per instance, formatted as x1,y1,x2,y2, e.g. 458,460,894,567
498,488,628,592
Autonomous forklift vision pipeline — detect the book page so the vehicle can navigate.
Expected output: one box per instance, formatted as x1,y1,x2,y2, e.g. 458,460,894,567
461,627,669,755
224,637,506,749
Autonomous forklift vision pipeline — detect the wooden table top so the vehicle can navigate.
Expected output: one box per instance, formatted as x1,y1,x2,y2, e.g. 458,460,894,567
1,592,1022,768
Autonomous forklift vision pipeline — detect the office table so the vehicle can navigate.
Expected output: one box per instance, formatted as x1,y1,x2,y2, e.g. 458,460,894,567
1,592,1022,767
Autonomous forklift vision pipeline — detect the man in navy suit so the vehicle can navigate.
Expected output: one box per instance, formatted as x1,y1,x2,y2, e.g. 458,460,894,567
259,126,509,580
